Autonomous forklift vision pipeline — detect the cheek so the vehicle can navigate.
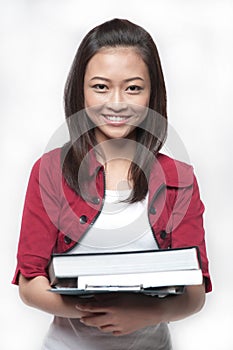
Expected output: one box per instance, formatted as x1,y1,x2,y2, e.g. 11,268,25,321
130,101,149,120
133,91,150,109
84,90,108,109
84,91,95,109
85,104,103,125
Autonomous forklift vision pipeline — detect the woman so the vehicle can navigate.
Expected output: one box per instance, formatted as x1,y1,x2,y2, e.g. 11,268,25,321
13,18,211,349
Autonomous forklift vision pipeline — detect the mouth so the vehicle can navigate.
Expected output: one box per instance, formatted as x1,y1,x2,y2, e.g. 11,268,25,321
102,114,132,124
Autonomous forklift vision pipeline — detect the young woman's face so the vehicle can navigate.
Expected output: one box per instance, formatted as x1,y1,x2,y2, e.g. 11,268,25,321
84,47,151,143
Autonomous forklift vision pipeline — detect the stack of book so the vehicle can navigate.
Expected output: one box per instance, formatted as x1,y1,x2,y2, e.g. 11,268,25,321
48,247,202,297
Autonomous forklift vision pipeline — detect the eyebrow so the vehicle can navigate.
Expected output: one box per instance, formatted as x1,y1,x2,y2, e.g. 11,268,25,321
89,76,145,82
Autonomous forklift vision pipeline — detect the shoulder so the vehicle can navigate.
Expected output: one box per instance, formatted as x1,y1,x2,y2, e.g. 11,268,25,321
29,148,62,187
32,148,61,172
38,147,61,165
152,153,194,188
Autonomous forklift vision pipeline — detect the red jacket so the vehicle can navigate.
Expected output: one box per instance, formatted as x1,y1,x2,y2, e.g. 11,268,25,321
12,148,212,292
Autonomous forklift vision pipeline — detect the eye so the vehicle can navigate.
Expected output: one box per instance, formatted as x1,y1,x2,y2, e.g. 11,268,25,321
126,85,143,93
92,84,108,92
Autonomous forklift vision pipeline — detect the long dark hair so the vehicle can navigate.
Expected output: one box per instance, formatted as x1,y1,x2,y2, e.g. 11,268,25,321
62,18,167,202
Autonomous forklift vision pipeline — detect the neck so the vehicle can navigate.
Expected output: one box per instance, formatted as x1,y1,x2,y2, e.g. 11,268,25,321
95,137,136,164
94,138,136,191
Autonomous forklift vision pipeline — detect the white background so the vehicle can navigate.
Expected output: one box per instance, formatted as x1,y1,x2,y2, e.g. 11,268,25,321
1,0,233,349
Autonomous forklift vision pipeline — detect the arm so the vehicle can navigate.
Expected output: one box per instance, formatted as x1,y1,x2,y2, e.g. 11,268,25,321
171,175,211,292
75,282,206,336
158,283,205,321
18,273,94,319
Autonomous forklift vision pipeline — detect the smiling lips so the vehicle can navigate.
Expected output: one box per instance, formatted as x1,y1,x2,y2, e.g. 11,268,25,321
102,114,133,125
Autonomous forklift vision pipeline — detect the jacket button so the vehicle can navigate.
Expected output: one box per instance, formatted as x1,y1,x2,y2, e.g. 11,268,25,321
149,207,157,215
91,197,100,205
160,230,167,240
80,215,88,224
64,235,72,244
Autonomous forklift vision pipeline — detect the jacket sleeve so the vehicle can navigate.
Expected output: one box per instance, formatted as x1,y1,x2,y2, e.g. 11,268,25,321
12,153,61,285
171,175,212,293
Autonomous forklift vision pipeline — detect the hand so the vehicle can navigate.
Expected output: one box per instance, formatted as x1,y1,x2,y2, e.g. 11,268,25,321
75,293,161,336
61,295,96,318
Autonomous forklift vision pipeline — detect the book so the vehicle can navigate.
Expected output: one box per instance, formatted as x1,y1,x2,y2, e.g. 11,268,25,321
76,269,202,290
48,247,202,296
49,285,185,297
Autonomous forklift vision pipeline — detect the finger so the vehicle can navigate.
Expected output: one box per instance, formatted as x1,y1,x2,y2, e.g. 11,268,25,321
80,313,110,328
112,330,125,336
99,324,121,334
79,311,95,318
76,302,107,313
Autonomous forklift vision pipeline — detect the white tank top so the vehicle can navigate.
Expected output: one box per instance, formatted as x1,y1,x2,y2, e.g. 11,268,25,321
41,190,172,350
71,189,158,253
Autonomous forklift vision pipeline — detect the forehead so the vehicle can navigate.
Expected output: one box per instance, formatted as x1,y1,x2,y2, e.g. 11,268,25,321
85,46,149,78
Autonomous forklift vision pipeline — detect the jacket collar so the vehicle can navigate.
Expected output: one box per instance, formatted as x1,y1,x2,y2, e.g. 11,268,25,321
149,153,194,190
88,147,104,177
88,150,193,192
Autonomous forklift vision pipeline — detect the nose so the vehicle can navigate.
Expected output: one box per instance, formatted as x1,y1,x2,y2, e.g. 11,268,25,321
105,89,128,112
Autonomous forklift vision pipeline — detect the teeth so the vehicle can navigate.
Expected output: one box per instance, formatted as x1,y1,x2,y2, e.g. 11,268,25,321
105,116,126,122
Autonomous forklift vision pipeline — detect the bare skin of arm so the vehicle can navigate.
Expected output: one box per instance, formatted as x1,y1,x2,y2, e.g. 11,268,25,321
19,273,205,336
18,274,94,319
76,283,206,336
